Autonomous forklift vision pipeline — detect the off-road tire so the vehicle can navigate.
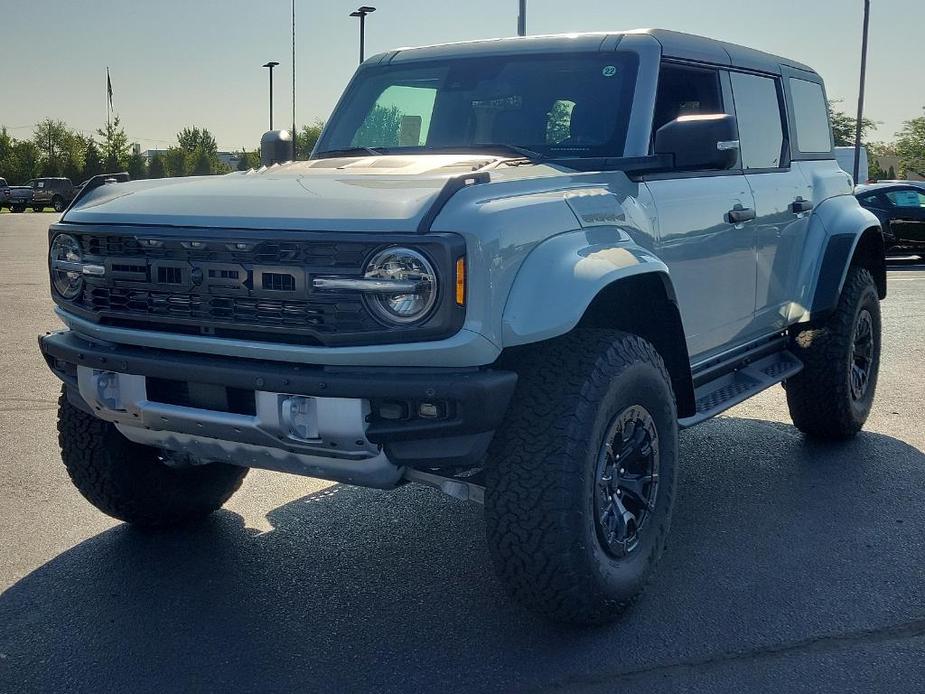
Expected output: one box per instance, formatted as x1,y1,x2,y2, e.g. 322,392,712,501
785,266,881,439
485,329,678,625
57,388,248,527
52,196,65,212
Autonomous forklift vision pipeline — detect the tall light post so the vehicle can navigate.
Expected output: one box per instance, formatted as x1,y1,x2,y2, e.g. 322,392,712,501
349,6,376,64
262,61,280,131
853,0,871,184
291,0,297,159
517,0,526,36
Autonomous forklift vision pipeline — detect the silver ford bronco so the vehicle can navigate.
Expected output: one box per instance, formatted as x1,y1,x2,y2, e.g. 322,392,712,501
40,29,885,624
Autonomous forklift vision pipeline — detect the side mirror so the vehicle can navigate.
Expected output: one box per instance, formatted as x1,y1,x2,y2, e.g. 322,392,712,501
260,129,293,167
654,114,739,171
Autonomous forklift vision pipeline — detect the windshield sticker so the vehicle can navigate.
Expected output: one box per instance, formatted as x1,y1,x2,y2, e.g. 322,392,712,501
602,65,617,77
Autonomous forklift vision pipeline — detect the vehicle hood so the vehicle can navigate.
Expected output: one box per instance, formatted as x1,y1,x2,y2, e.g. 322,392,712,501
62,155,512,232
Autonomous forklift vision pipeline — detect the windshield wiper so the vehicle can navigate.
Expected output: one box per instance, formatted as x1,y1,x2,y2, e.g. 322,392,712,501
425,144,546,162
314,146,383,159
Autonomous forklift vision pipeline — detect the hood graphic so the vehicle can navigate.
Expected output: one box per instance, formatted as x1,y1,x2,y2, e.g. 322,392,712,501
62,155,501,233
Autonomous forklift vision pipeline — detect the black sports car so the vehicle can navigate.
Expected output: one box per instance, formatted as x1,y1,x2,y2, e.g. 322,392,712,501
856,183,925,254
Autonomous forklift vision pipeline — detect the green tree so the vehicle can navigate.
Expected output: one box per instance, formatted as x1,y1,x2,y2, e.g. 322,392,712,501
97,115,131,171
148,154,167,179
895,108,925,178
32,119,73,176
828,100,878,147
546,101,574,144
0,127,21,183
296,120,325,158
11,140,41,183
164,147,188,177
352,106,402,148
126,151,147,179
191,147,213,175
82,141,103,181
177,126,218,155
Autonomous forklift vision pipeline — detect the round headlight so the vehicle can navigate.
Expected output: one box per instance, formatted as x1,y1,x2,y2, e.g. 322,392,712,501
50,233,83,299
364,247,437,325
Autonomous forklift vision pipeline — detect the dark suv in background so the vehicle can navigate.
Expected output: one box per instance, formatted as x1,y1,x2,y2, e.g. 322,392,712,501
29,177,76,212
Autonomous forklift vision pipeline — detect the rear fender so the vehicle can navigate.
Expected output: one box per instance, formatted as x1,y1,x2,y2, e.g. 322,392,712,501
798,196,884,321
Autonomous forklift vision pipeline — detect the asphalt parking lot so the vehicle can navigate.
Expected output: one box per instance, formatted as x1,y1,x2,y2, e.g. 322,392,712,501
0,212,922,693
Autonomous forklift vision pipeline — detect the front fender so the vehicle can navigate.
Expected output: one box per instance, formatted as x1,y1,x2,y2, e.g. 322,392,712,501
501,228,671,346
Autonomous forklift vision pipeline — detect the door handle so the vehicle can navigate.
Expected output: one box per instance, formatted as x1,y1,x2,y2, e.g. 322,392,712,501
791,198,814,214
726,205,756,224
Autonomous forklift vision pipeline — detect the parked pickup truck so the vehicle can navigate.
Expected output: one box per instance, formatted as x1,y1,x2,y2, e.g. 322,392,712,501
39,29,885,625
29,177,76,212
4,182,33,212
0,178,9,208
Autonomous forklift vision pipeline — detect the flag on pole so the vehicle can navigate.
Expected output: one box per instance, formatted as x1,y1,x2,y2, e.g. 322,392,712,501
107,67,113,111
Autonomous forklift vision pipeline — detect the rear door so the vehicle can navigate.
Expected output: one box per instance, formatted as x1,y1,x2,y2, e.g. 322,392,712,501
644,62,758,361
729,71,813,334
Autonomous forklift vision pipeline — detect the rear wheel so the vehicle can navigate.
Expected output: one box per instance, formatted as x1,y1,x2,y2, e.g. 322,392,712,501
785,266,881,439
11,205,24,213
32,205,44,213
485,330,678,624
57,388,248,527
52,196,65,212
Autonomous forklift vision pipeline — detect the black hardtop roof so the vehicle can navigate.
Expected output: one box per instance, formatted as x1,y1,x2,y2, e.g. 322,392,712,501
380,28,817,77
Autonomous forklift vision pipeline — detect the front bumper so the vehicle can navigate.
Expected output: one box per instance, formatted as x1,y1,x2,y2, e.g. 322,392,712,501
40,330,517,488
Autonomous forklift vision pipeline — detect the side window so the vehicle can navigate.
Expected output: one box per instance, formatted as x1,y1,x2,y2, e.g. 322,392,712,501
730,72,785,169
352,84,437,148
860,193,889,209
885,190,925,208
652,63,723,137
789,78,832,154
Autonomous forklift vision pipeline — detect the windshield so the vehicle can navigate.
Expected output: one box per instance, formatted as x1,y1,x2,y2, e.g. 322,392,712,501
316,52,639,160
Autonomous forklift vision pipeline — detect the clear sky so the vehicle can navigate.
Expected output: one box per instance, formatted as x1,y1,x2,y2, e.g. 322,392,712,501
2,0,922,151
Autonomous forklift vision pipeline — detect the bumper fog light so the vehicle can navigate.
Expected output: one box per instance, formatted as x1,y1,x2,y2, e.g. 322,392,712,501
418,402,446,419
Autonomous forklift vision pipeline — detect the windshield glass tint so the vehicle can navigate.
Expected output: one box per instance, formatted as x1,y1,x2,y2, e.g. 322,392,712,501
318,53,639,158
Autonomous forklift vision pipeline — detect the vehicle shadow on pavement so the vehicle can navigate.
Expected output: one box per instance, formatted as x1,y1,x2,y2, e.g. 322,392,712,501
1,417,924,694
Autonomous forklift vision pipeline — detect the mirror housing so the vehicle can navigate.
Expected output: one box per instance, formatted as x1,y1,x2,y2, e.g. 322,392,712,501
260,129,293,167
654,114,739,171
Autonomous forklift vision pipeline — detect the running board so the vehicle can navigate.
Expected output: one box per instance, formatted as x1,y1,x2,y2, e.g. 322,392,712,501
679,350,803,429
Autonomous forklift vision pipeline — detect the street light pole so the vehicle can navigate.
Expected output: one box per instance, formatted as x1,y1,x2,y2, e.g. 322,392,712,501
853,0,871,184
262,61,279,131
292,0,297,159
517,0,526,36
350,6,376,65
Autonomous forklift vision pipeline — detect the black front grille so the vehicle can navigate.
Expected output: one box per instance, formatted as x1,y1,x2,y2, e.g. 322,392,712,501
70,232,384,341
55,227,466,347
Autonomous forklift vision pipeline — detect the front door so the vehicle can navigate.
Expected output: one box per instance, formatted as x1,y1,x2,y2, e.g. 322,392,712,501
643,62,757,361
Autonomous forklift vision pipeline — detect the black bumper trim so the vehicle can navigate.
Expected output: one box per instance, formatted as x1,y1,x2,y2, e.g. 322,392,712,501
39,330,517,446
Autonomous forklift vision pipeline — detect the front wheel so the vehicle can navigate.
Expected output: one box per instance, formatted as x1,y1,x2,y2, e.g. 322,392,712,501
485,330,678,625
57,388,248,527
785,266,882,439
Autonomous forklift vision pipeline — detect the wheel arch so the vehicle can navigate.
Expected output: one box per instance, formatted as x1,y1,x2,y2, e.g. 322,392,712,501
577,273,696,418
811,226,886,318
500,230,695,418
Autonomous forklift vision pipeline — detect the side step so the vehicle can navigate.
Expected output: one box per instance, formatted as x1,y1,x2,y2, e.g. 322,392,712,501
679,350,803,429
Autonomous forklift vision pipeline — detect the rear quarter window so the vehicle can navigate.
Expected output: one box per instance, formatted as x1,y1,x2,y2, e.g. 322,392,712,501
789,78,832,154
